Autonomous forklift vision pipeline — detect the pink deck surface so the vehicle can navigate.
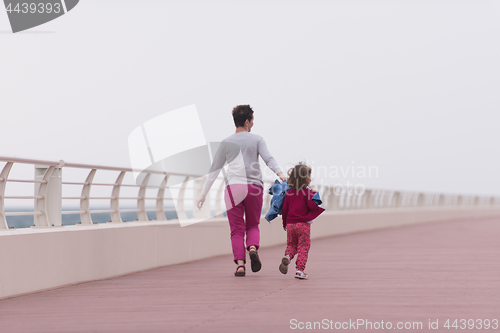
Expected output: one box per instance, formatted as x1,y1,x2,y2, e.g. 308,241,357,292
1,216,499,333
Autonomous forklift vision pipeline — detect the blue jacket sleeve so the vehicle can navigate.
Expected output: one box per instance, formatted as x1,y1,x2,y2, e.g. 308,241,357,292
265,180,282,222
312,192,322,205
265,180,288,222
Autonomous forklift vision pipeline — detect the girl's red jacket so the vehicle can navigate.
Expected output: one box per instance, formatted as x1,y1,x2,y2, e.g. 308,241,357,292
282,187,325,228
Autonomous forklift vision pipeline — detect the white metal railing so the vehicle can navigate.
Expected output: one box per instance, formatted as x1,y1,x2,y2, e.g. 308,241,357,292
0,156,199,229
1,156,499,230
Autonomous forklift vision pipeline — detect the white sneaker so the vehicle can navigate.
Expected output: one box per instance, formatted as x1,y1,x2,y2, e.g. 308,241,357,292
295,270,308,280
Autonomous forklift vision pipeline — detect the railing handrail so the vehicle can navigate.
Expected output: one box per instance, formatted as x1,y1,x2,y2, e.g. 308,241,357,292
1,156,499,230
0,156,199,178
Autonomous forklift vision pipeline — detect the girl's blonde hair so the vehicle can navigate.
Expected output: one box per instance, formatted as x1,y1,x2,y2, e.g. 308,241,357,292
287,162,311,189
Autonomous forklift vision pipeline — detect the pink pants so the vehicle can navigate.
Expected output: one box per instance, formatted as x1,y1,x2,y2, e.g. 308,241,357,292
224,184,263,263
285,223,311,271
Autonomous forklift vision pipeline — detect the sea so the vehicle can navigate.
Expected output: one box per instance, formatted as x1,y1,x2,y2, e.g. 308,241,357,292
5,208,181,229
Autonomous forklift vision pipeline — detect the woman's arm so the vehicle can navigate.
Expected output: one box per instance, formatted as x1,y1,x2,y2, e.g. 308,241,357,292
197,143,227,209
258,136,286,182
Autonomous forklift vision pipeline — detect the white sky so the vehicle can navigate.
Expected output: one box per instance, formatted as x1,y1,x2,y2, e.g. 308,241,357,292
1,0,499,196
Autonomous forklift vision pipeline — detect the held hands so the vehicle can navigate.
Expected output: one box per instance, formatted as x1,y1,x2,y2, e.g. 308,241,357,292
196,195,206,210
277,171,287,183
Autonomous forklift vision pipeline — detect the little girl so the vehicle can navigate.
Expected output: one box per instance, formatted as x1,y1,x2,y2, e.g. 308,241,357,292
279,162,325,279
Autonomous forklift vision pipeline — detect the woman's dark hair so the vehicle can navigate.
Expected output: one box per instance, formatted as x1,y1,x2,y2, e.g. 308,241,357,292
287,162,311,190
232,105,254,128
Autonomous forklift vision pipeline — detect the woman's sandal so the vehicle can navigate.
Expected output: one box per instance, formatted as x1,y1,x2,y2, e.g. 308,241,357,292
279,256,290,274
234,265,246,277
248,247,262,273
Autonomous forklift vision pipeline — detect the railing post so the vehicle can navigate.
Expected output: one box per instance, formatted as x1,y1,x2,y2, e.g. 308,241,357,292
342,188,350,210
401,192,409,207
372,189,381,208
429,193,436,206
346,187,354,209
176,176,189,220
397,192,404,208
392,191,401,208
156,175,168,221
382,190,392,208
110,171,126,223
0,162,14,229
350,192,358,210
321,186,330,211
434,194,440,206
378,189,386,208
374,190,381,208
416,193,425,207
373,190,381,208
344,189,351,210
338,189,345,210
137,173,151,221
362,189,372,209
438,194,445,206
329,187,340,210
34,165,60,227
80,169,96,225
377,190,384,208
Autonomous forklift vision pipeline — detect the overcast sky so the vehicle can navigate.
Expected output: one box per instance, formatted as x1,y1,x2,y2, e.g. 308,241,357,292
1,0,499,196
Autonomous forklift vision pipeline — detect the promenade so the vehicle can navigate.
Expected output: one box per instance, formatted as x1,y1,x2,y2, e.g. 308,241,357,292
0,216,498,333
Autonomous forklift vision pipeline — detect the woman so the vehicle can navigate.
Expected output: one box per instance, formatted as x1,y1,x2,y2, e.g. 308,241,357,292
196,105,286,276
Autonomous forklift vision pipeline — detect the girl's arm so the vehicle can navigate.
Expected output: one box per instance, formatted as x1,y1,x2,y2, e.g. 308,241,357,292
304,189,325,220
306,190,321,211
